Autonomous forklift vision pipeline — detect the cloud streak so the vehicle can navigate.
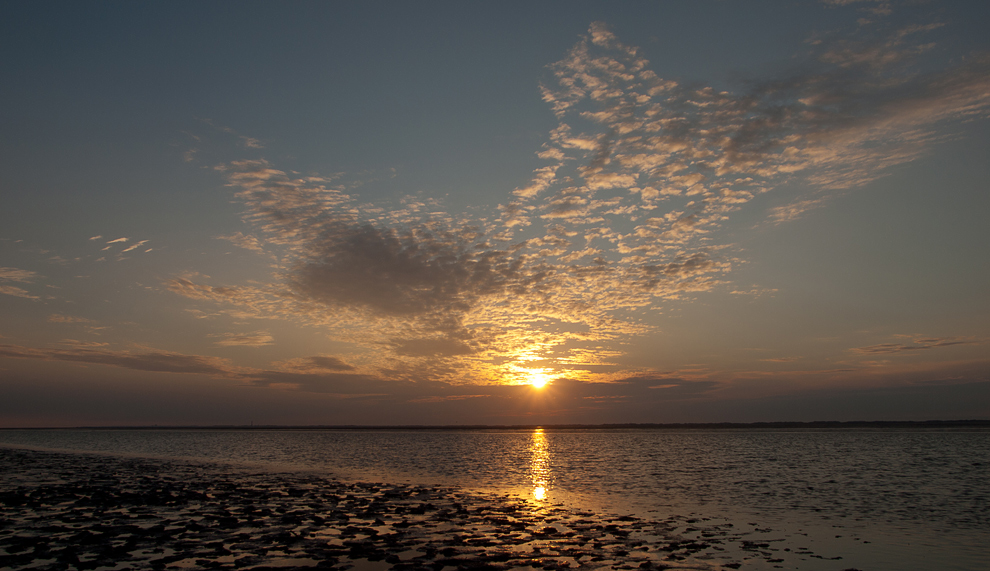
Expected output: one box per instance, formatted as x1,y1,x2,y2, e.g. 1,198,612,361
48,314,94,324
0,344,238,376
0,267,40,299
212,331,275,348
851,336,979,355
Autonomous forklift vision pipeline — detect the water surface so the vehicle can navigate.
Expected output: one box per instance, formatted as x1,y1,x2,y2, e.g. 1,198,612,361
1,427,987,570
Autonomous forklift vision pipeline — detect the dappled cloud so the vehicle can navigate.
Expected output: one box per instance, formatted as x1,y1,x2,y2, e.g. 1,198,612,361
167,19,989,389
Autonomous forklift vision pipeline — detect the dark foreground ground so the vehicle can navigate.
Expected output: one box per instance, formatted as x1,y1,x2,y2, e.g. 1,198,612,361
0,448,853,571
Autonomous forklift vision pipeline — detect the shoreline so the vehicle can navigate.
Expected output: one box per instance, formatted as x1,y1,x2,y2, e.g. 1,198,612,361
0,447,853,571
2,419,989,431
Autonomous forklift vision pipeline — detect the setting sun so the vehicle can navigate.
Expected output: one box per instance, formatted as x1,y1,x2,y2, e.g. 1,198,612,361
526,370,552,389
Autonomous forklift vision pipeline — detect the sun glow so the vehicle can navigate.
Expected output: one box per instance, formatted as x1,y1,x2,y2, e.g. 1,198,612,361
527,370,551,389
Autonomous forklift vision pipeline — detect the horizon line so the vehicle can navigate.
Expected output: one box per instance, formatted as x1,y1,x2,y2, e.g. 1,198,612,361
3,419,989,430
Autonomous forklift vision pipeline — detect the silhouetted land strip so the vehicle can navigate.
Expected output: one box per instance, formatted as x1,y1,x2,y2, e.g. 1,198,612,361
10,419,989,430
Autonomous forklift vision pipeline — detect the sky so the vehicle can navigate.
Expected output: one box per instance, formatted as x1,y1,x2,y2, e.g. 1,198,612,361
1,0,988,427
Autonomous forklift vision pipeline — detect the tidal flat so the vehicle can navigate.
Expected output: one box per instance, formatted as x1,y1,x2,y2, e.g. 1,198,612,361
0,447,852,571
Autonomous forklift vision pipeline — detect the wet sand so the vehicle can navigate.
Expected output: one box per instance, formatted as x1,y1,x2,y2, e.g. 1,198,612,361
0,448,850,571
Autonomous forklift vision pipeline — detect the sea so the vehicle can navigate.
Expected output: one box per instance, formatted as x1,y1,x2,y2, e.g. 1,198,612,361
0,427,987,571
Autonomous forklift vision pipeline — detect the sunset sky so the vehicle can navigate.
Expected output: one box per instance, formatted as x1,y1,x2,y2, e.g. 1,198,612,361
2,0,988,426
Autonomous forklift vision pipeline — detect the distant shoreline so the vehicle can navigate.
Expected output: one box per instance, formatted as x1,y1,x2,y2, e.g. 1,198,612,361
3,419,989,430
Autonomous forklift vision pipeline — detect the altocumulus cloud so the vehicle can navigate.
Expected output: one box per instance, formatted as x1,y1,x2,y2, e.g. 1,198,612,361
168,19,990,388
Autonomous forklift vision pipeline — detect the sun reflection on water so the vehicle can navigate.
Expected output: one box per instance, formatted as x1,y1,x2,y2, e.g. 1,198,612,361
530,428,552,502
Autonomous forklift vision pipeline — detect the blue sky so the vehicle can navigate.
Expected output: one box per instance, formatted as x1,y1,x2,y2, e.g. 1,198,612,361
1,0,988,426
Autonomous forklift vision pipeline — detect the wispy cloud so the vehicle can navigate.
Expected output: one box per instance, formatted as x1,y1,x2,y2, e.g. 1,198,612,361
409,394,490,404
0,344,239,376
851,336,979,355
275,355,356,373
57,339,110,348
0,267,40,299
47,314,94,324
212,331,275,347
120,240,149,253
89,235,153,258
217,232,266,253
0,286,37,299
0,343,379,394
199,118,265,149
0,267,39,282
768,198,830,223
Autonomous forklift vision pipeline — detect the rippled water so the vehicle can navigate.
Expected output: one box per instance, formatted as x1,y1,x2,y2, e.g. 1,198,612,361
2,427,988,570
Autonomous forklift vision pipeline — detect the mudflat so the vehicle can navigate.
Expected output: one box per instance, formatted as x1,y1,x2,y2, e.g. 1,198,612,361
0,447,844,570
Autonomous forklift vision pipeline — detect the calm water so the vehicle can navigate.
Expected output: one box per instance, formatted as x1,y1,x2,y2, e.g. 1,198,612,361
1,427,988,570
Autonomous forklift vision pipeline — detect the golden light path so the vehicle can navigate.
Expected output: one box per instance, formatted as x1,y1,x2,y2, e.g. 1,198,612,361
529,428,552,502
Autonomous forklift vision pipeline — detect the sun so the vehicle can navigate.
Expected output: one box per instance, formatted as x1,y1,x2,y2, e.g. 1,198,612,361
527,370,551,389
